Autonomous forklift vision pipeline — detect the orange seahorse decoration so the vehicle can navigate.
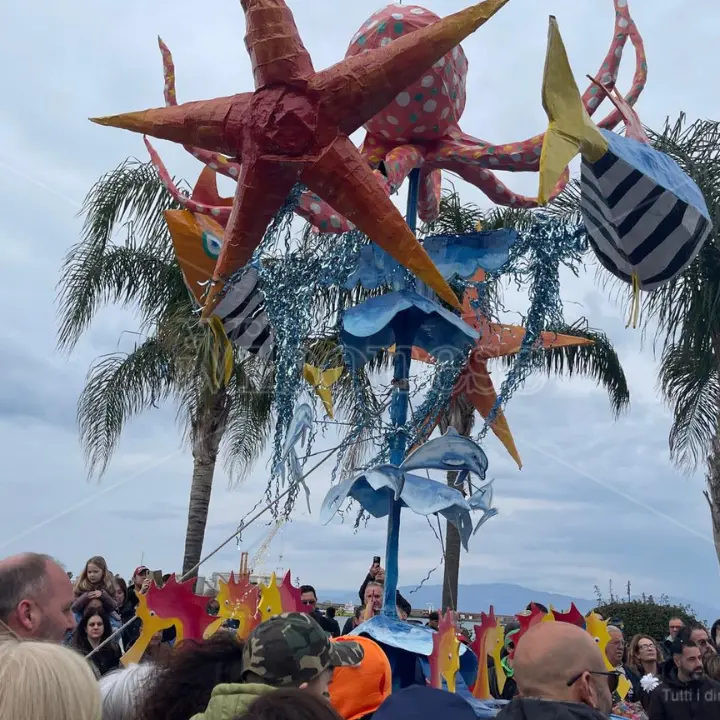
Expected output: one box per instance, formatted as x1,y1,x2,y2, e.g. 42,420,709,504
429,610,461,693
470,606,505,699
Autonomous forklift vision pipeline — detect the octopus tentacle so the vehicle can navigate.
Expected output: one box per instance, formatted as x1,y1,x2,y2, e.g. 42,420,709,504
596,15,647,130
450,163,569,209
144,137,232,223
157,37,242,181
436,0,645,176
418,168,442,223
383,144,425,191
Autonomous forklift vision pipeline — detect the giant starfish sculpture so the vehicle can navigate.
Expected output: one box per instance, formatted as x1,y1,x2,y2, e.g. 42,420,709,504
92,0,513,317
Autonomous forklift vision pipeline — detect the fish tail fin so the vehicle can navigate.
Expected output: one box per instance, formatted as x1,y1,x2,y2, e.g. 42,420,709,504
539,16,608,204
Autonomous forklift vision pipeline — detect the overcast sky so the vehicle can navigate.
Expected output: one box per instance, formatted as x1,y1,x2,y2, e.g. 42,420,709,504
1,0,719,612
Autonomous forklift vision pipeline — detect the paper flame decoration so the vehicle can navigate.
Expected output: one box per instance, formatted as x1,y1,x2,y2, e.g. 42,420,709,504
209,571,261,640
470,605,505,699
505,604,630,700
259,571,307,621
120,570,307,665
120,574,216,666
551,602,586,628
429,610,461,693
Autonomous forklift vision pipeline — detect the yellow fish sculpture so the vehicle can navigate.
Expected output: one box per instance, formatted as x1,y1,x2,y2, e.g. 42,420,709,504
303,364,343,418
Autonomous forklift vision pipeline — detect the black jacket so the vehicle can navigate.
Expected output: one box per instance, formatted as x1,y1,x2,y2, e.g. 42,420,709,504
489,664,518,701
648,667,720,720
496,698,607,720
358,574,412,617
310,609,338,636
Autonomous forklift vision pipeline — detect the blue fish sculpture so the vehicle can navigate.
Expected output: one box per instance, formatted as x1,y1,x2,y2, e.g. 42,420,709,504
320,429,496,550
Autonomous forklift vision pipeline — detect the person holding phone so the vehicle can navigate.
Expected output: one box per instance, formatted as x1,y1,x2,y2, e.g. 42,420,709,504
358,556,412,619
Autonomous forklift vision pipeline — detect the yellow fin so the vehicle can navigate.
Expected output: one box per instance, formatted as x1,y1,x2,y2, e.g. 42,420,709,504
303,364,343,418
539,16,609,204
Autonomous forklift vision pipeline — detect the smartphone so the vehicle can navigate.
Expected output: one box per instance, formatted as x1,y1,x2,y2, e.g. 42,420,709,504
373,556,381,565
151,570,164,587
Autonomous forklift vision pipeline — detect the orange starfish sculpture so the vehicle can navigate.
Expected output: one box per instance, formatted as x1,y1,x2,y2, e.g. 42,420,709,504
91,0,514,317
411,269,593,467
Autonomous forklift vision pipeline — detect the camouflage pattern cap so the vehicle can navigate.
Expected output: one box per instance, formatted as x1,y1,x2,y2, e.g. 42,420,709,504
242,612,364,687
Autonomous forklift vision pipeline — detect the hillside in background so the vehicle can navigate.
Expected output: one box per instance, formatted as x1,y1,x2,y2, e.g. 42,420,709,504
318,582,720,624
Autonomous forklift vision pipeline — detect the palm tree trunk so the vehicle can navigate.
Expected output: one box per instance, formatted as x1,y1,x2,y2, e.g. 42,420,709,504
442,470,462,611
705,432,720,568
182,389,232,578
440,395,475,612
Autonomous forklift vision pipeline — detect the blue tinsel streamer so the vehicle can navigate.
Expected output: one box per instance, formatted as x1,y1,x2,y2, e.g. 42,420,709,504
477,213,587,439
253,188,373,513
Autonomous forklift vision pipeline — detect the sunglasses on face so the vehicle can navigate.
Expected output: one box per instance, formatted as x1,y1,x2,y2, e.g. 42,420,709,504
302,599,316,606
567,670,620,694
137,569,149,576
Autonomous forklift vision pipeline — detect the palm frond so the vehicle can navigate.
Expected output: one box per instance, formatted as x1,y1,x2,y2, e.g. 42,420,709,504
79,157,187,258
334,367,385,477
222,357,275,483
544,180,584,226
78,338,176,477
497,320,630,418
57,241,187,350
57,158,187,352
420,185,484,236
660,341,720,469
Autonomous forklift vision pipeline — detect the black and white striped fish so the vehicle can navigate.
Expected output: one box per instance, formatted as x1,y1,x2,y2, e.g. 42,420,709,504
213,267,274,359
580,130,712,291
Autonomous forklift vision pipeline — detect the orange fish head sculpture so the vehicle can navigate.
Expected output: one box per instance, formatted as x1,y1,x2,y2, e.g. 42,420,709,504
213,571,261,640
429,610,461,693
120,586,176,666
470,605,504,698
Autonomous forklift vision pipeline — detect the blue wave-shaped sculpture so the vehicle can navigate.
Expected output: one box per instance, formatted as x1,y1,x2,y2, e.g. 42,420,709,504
341,290,478,371
342,229,517,291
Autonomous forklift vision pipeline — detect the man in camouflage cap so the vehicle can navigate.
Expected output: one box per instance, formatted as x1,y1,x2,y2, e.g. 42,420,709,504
242,612,364,694
191,613,365,720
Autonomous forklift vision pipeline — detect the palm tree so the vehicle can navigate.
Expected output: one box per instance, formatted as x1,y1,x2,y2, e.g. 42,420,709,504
422,191,630,611
58,159,275,577
555,114,720,566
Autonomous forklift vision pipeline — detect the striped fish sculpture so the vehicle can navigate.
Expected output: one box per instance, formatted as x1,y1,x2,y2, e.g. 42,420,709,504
538,17,712,326
160,162,275,358
213,267,274,359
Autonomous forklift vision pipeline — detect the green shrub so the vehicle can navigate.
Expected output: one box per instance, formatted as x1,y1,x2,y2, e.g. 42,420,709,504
593,583,699,641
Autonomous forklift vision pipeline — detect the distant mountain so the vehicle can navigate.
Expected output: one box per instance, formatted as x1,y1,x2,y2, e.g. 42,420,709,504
318,582,720,624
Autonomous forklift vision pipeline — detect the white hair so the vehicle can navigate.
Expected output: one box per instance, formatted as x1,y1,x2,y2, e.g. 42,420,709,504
98,663,156,720
0,638,101,720
607,626,623,635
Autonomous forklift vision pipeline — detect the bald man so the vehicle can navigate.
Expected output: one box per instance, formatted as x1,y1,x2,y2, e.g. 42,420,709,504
497,621,615,720
0,553,76,642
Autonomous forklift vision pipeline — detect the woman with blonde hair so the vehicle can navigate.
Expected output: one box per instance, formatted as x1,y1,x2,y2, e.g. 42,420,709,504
0,637,101,719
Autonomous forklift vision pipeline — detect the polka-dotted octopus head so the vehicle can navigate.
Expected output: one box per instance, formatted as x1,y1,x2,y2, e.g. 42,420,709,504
345,4,468,144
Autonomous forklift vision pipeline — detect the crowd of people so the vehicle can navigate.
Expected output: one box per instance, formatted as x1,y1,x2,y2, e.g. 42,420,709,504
1,552,719,720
